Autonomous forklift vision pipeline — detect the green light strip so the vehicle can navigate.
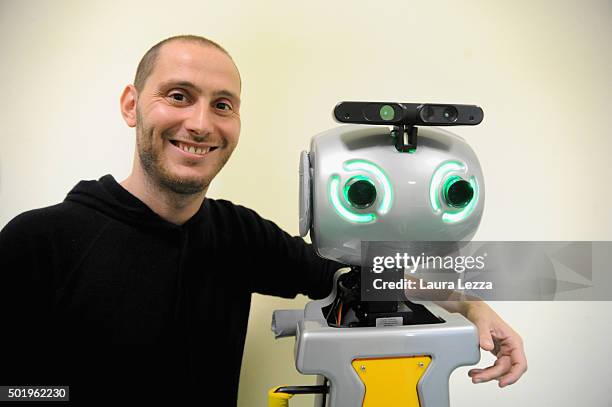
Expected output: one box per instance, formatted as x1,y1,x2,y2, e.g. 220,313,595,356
429,161,465,213
329,175,376,223
442,176,479,223
344,160,393,214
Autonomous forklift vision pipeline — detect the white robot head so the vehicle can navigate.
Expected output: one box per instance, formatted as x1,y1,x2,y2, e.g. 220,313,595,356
299,102,485,265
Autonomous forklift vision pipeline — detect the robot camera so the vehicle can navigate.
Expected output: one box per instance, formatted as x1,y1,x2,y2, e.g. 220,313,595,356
333,101,483,127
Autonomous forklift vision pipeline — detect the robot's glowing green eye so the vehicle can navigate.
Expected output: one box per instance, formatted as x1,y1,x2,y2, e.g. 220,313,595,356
344,177,377,209
442,177,479,223
429,160,479,223
328,160,393,223
443,176,474,208
344,160,393,215
329,176,376,223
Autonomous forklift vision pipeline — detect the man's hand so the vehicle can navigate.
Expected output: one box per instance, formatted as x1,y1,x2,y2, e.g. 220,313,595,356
463,301,528,388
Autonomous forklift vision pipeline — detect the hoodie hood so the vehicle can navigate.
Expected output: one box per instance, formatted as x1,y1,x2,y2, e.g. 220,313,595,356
64,174,208,231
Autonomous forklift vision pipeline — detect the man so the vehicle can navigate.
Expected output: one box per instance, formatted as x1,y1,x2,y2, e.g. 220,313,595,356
0,35,526,405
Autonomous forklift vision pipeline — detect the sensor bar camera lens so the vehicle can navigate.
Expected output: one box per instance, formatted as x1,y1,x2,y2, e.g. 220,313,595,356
333,102,484,127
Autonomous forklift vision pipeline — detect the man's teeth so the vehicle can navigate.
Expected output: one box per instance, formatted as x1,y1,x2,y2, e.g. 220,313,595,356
176,142,211,155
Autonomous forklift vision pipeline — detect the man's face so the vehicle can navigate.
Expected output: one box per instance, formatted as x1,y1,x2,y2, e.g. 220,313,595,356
135,41,241,195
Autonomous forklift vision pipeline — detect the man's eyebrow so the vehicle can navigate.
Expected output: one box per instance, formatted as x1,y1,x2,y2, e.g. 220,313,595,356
213,89,241,104
158,80,240,103
159,80,202,93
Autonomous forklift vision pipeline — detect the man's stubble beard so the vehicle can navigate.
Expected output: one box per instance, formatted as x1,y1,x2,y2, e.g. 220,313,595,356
135,110,232,196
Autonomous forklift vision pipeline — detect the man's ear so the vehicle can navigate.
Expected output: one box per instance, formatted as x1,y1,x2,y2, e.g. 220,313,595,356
120,85,138,128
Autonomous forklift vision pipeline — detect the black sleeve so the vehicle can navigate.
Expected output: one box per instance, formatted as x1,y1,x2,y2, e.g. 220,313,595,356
227,203,345,299
0,211,57,384
0,211,55,327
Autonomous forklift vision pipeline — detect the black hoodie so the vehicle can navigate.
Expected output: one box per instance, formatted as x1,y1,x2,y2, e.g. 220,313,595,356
0,174,340,405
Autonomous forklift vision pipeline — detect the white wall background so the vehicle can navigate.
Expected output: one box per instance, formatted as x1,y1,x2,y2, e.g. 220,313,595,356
1,0,611,406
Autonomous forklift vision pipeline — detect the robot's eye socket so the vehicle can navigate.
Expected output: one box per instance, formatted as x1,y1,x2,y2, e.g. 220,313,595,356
443,176,474,208
429,160,479,223
345,179,377,209
329,160,392,223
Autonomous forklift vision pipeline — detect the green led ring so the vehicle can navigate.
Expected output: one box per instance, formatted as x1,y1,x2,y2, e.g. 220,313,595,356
329,175,376,223
328,159,394,224
343,160,393,215
442,176,479,223
429,160,479,223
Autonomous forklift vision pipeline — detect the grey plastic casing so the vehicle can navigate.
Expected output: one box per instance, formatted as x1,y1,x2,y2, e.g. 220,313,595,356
276,124,485,406
272,269,481,407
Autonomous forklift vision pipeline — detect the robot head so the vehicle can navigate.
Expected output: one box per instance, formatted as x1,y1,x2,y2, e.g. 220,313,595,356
299,103,485,265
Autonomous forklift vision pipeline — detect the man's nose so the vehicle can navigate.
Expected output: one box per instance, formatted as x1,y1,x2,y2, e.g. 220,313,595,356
184,101,214,137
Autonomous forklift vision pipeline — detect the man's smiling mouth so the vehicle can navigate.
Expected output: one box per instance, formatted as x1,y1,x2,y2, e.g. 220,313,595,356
169,140,219,156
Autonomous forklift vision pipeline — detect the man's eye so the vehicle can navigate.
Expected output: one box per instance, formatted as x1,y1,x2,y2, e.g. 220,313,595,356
216,102,232,111
169,93,187,102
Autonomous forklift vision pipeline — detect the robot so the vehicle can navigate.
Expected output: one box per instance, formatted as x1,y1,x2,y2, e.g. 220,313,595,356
269,102,485,407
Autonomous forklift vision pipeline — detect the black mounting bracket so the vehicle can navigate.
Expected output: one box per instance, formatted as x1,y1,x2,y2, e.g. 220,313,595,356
391,125,418,153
